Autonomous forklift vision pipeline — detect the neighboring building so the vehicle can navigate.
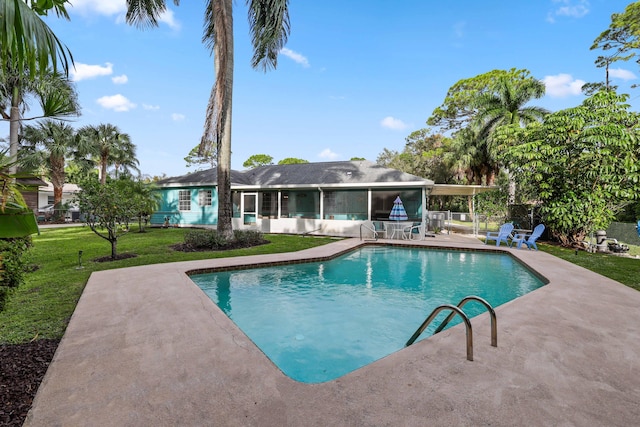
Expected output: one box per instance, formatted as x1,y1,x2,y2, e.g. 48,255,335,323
16,177,47,214
152,160,493,237
36,182,81,221
37,182,81,210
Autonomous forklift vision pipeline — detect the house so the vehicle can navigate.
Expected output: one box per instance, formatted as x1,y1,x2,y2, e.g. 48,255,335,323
16,176,47,214
151,160,492,237
36,182,81,221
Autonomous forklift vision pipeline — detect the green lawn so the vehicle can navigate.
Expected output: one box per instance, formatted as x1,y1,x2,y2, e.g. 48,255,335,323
538,242,640,292
0,226,338,344
2,226,639,344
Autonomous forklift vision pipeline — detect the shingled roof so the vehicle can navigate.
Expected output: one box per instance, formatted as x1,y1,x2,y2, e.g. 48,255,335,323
156,160,432,188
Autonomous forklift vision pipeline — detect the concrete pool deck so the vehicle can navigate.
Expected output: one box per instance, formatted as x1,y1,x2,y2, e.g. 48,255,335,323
26,234,640,426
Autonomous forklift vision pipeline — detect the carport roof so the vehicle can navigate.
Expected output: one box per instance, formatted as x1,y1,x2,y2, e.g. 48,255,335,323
430,184,497,196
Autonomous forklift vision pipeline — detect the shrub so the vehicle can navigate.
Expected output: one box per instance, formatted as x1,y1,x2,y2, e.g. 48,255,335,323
233,230,265,246
182,229,266,250
0,237,33,288
183,229,228,249
0,236,33,310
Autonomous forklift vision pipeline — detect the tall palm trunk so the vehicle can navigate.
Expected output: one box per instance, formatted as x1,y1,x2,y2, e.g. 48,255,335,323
211,0,234,239
9,86,21,175
50,155,65,206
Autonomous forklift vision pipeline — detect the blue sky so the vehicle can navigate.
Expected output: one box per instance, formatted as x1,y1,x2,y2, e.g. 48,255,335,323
4,0,639,178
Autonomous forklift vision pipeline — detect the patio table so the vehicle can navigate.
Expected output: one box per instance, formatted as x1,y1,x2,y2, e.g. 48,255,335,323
384,221,413,239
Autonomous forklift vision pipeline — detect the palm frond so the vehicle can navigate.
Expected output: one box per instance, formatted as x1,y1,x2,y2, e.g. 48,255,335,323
0,0,73,77
125,0,178,29
247,0,291,71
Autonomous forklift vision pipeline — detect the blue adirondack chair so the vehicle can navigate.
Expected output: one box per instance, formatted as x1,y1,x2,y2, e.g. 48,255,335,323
637,220,640,239
485,223,514,247
511,224,545,250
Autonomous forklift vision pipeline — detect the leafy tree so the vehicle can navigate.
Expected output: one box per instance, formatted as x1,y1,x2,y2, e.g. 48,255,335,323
588,1,640,93
184,143,216,170
278,157,308,165
126,0,292,240
127,179,160,232
377,129,457,183
243,153,273,168
75,178,140,259
350,157,366,161
472,75,548,201
76,124,136,185
377,130,470,212
498,91,640,246
427,69,547,195
19,120,77,211
0,65,79,173
427,68,537,133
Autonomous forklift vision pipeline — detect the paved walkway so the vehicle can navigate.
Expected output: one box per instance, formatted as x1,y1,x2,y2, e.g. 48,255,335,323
26,234,640,426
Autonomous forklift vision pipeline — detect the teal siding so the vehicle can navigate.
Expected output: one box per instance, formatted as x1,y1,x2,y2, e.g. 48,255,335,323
151,187,218,226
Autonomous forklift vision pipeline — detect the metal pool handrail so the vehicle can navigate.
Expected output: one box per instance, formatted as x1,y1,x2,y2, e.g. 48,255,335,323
405,304,474,361
433,295,497,347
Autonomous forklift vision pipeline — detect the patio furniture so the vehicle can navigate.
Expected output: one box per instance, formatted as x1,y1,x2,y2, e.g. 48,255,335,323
510,224,545,250
384,221,412,239
402,222,425,240
485,223,514,247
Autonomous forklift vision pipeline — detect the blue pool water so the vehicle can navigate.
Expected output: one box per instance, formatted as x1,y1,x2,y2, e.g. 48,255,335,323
191,246,545,383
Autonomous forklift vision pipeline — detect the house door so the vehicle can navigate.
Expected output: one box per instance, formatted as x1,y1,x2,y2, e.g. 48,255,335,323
243,193,257,224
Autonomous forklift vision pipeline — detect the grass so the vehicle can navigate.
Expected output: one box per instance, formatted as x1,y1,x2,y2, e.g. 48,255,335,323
538,242,640,292
0,226,338,344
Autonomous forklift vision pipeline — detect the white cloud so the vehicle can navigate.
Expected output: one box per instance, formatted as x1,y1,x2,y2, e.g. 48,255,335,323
609,68,637,81
69,0,180,28
547,0,589,23
318,148,339,160
71,62,113,81
69,0,126,16
280,48,310,68
96,94,136,112
380,116,408,131
112,74,128,84
172,113,186,121
543,73,585,97
143,104,160,110
159,9,181,30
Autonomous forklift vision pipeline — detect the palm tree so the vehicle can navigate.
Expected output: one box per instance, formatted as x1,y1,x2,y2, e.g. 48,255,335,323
76,124,136,185
0,64,80,174
125,0,291,238
0,0,73,78
19,120,77,208
472,77,548,204
109,138,140,180
473,77,548,139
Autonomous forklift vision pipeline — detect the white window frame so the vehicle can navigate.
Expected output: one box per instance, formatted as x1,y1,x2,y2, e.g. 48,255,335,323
178,190,191,211
198,189,212,207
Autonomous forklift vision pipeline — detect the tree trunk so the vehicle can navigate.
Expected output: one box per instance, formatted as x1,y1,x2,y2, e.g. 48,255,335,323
109,228,118,259
100,158,108,185
213,0,234,240
9,87,21,175
51,155,66,206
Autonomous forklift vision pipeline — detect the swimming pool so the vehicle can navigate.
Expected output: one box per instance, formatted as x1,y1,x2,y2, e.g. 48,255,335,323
190,246,545,383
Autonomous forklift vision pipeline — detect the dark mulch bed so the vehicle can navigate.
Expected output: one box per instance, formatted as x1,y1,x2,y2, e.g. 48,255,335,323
0,339,59,426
